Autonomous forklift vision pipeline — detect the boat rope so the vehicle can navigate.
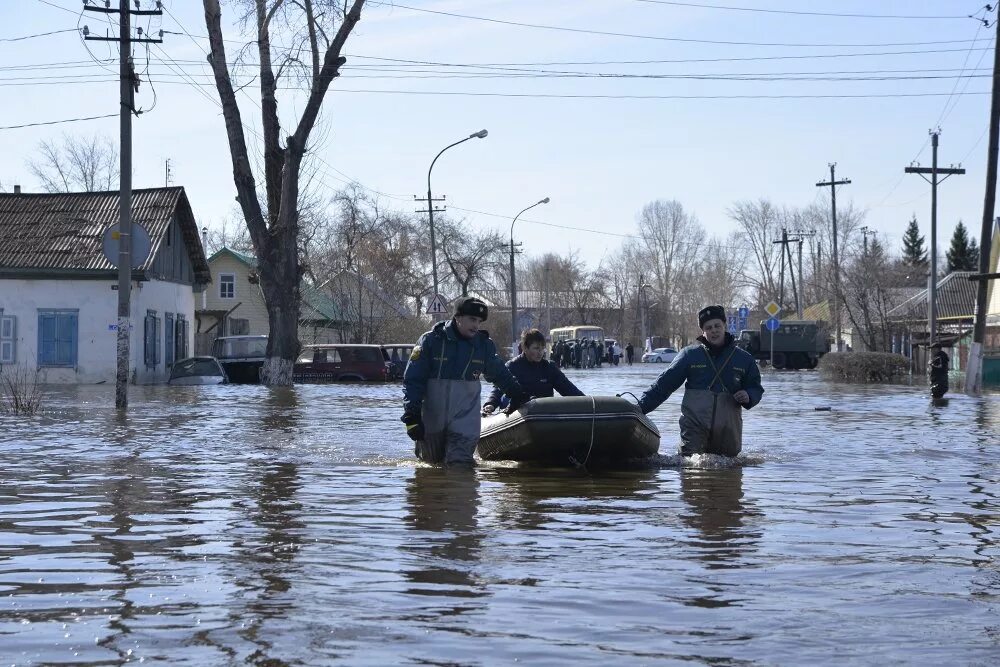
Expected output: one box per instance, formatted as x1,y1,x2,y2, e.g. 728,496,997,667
570,396,598,469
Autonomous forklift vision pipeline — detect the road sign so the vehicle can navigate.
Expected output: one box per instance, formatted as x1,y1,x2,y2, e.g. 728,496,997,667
765,316,781,332
727,314,740,335
764,301,780,317
102,222,151,270
738,305,750,319
426,293,449,315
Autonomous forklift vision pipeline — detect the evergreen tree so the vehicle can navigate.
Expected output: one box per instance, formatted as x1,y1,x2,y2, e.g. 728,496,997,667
901,215,927,267
946,220,979,272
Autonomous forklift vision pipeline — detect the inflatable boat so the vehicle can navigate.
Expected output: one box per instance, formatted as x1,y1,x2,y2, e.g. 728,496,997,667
478,396,660,465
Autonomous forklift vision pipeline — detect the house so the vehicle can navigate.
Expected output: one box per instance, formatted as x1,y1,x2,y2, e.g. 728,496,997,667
0,187,211,384
888,271,975,369
195,247,344,354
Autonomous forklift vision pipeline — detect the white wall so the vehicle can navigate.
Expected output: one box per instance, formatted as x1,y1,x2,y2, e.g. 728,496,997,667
0,278,194,385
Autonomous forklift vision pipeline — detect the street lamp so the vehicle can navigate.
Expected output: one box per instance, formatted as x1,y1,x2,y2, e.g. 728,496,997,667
639,283,654,353
425,129,489,305
510,197,550,354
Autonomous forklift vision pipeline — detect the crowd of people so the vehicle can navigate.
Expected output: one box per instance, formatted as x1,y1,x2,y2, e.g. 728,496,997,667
550,339,635,369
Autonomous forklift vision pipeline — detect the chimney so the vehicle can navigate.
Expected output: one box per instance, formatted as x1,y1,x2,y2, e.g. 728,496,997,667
13,185,21,194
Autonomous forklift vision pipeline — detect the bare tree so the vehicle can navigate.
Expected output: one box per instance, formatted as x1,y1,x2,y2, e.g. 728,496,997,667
437,218,506,298
27,134,117,193
726,199,784,301
202,0,366,385
841,236,908,351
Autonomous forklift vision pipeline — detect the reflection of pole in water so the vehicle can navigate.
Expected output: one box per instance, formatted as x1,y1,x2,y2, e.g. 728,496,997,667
403,467,486,598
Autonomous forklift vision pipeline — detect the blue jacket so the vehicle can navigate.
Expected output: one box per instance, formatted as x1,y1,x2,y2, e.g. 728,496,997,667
403,320,524,416
484,355,584,408
638,334,764,414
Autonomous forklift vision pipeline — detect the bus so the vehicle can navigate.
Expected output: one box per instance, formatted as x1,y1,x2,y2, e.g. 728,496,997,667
549,325,605,344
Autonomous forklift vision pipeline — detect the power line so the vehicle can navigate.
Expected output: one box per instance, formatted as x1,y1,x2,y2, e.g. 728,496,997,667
0,28,78,43
628,1,977,20
369,1,988,48
0,113,117,130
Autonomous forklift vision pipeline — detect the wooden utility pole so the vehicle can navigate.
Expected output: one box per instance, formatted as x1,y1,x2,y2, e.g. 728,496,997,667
817,164,850,352
84,0,162,410
773,229,801,315
967,15,1000,394
905,131,965,352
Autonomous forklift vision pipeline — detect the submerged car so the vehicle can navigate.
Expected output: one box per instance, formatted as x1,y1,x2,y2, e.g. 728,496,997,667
381,343,415,380
294,344,391,382
168,356,228,385
212,335,268,384
642,347,678,363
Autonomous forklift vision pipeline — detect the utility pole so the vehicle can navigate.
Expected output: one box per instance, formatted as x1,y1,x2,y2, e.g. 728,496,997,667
789,229,815,319
544,261,551,335
775,228,787,310
773,229,802,316
905,130,965,353
817,164,851,352
84,0,162,410
967,13,1000,394
164,158,172,187
860,226,875,254
414,193,447,300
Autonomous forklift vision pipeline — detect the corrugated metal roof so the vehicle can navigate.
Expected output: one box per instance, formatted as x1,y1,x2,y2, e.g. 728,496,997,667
0,187,210,282
888,271,976,321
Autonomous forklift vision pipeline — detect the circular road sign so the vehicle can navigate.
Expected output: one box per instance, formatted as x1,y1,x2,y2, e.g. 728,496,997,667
102,222,151,270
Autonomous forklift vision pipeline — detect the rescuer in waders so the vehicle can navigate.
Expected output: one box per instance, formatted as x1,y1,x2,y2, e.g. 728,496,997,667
929,341,950,399
636,305,764,457
482,328,584,414
402,297,532,465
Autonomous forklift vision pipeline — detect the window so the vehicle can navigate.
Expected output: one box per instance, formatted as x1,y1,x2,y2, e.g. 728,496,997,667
229,317,249,335
0,314,15,364
165,313,175,367
175,315,188,360
219,273,235,299
144,310,161,368
37,310,78,367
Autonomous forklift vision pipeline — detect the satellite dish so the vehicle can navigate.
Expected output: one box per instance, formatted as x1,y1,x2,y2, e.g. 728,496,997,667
102,222,151,270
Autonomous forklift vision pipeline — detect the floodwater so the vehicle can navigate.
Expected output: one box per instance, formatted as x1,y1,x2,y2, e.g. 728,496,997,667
1,365,998,666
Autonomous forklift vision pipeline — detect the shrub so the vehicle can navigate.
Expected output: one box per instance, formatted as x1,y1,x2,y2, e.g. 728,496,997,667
0,364,44,416
819,351,910,384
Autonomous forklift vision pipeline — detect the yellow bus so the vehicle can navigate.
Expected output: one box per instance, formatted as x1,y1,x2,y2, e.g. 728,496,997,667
549,325,605,343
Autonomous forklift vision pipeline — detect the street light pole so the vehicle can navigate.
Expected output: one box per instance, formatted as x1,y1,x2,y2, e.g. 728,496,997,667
639,280,653,354
510,197,550,354
425,129,488,303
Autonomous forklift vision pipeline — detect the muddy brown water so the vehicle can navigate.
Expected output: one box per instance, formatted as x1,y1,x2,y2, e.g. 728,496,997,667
1,365,998,665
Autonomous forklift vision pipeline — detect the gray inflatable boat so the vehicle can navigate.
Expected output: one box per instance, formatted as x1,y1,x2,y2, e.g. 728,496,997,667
478,395,660,465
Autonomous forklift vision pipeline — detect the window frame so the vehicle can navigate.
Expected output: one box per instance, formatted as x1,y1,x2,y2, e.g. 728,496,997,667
36,309,78,368
219,273,236,299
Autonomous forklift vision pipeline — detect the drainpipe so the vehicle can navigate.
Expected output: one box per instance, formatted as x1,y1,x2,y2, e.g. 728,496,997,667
201,226,208,311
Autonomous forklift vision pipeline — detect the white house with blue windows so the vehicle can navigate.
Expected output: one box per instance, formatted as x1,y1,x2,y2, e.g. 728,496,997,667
0,187,211,384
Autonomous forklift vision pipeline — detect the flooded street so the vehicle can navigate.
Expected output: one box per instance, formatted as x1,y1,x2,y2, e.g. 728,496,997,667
1,364,998,665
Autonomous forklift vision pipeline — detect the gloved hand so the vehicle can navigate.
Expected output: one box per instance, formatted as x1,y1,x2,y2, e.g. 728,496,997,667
504,391,534,414
481,404,497,416
401,413,424,441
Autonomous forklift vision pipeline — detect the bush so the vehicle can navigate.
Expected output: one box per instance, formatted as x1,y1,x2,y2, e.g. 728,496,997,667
819,351,910,384
0,364,44,415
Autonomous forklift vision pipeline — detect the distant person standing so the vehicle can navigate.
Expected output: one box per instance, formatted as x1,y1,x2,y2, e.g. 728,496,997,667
929,342,949,399
625,342,635,366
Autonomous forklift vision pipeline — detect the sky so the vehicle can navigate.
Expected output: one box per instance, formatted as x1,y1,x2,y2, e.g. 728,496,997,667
1,0,997,273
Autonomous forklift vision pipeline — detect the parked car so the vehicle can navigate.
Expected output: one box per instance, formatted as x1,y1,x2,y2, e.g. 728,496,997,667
642,347,678,363
381,344,415,380
212,335,268,384
294,344,391,382
168,356,228,385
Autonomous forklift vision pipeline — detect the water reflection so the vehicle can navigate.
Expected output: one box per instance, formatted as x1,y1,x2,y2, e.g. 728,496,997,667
402,467,486,600
261,388,301,433
679,467,760,571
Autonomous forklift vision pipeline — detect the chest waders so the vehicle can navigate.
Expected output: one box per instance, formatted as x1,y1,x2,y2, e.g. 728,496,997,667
417,336,484,465
679,346,743,457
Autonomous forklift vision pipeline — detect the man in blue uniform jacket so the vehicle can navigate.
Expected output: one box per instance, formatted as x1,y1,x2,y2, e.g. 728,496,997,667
637,305,764,457
402,297,531,465
482,328,584,413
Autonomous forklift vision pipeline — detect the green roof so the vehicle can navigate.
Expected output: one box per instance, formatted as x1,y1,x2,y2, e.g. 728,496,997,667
208,246,257,267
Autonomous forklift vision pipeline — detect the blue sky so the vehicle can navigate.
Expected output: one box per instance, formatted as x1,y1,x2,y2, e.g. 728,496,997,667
1,0,995,269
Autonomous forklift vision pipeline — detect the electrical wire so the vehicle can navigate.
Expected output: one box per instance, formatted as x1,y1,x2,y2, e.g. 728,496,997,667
0,113,117,130
627,0,976,20
0,28,78,42
368,1,989,49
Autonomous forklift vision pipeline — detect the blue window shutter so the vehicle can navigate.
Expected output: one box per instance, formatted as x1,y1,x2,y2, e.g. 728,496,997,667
165,314,174,366
38,313,56,365
67,313,78,367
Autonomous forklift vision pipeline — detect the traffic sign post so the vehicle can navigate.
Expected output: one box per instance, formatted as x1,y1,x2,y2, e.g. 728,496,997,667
766,315,780,368
426,293,449,317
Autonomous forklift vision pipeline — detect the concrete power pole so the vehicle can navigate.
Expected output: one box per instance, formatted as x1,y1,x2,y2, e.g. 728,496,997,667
967,14,1000,394
85,1,162,409
905,131,965,352
816,164,850,352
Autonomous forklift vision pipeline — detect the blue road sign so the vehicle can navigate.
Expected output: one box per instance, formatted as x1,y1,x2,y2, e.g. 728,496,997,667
765,316,781,332
727,315,740,334
738,316,748,330
738,306,750,319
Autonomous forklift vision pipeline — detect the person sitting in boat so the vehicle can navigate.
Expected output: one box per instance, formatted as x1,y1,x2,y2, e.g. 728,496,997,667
483,328,584,414
402,297,532,466
636,305,764,457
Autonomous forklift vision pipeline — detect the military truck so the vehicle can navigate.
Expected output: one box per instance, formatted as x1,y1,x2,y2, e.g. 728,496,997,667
737,320,830,370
